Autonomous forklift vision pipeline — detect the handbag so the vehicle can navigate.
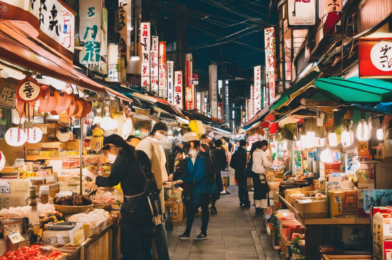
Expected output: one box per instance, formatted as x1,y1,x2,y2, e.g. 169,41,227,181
244,156,256,178
121,192,151,225
181,180,195,207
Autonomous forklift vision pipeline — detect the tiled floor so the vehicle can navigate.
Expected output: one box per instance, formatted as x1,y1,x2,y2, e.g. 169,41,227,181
167,186,281,260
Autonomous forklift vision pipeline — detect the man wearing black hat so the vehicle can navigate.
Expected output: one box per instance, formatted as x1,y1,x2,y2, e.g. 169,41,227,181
95,134,152,260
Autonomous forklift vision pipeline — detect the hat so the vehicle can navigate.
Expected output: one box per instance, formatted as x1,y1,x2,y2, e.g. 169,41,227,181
102,134,125,150
181,132,198,143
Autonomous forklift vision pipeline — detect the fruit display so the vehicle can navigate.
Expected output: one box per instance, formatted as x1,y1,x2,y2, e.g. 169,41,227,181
53,194,92,206
0,245,63,260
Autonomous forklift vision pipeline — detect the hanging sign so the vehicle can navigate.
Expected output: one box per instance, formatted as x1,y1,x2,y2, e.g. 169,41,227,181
140,22,151,91
118,0,131,63
151,36,159,95
254,66,262,112
269,73,276,104
225,80,229,124
185,53,193,110
0,78,17,108
287,0,316,26
218,103,222,119
167,61,174,104
159,42,167,98
209,64,218,117
359,38,392,78
16,78,41,102
251,84,255,117
265,28,275,73
174,71,183,109
1,0,75,61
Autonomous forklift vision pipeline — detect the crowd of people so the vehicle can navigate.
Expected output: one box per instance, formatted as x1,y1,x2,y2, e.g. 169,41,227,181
92,122,272,260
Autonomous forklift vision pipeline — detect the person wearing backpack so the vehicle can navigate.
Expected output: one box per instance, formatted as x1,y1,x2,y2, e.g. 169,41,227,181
230,139,250,208
251,140,273,217
177,134,215,241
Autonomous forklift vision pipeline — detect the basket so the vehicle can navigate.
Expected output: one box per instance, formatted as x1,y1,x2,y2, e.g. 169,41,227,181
54,204,93,214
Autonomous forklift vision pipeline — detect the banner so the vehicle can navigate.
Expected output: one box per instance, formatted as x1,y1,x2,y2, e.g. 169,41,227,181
254,66,262,112
209,64,218,117
287,0,316,26
265,28,275,73
118,0,131,81
167,61,174,104
140,22,150,91
159,42,167,98
270,73,276,104
185,53,193,110
225,80,229,125
174,71,183,109
359,38,392,78
150,36,159,94
0,0,75,61
251,84,255,117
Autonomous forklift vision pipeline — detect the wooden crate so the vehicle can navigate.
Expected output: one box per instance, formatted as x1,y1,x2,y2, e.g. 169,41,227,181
294,198,328,218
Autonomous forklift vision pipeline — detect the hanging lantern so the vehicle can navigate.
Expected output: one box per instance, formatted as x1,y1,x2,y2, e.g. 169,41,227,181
25,127,43,144
357,120,370,141
377,128,383,140
315,137,325,147
341,130,354,147
307,131,315,148
101,117,118,131
320,148,333,163
0,151,5,171
329,133,338,146
300,135,309,149
5,128,27,147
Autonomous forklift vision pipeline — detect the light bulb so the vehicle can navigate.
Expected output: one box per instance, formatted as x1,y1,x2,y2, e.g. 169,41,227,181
377,128,383,140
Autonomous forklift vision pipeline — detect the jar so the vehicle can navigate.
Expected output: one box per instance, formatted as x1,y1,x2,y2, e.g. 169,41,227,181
39,186,50,204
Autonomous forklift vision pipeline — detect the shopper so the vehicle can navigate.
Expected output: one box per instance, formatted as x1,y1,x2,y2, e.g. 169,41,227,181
136,123,170,260
178,136,215,240
95,134,152,260
213,139,228,195
251,140,272,217
230,139,251,208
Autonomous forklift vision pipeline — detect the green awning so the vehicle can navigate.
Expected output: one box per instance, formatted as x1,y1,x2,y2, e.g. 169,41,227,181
270,70,320,111
314,77,392,103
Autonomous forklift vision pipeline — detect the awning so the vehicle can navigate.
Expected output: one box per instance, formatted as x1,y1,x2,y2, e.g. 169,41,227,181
181,110,225,126
270,70,320,111
0,20,131,103
314,77,392,104
243,106,270,129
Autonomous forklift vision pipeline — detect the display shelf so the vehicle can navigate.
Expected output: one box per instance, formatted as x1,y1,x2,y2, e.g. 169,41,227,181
278,195,370,226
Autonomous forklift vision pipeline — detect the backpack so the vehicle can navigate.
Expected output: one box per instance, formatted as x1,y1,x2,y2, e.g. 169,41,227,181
244,155,256,178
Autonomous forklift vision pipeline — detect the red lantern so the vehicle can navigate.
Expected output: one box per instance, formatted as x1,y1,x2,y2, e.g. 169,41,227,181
270,122,279,135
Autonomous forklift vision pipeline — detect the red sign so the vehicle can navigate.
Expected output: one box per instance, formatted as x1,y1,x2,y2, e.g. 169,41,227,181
185,60,192,110
359,38,392,78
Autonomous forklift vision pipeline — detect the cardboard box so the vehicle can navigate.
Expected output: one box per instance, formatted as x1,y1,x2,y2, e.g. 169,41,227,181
294,198,328,218
43,223,85,245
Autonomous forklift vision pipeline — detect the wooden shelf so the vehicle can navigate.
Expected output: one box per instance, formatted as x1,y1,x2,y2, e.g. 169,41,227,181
26,155,104,160
278,195,370,227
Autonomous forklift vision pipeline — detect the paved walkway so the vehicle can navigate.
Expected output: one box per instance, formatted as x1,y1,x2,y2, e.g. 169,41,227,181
167,186,281,260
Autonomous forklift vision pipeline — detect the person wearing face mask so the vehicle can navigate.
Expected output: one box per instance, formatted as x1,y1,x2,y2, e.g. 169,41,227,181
177,133,216,241
95,134,152,260
135,123,170,260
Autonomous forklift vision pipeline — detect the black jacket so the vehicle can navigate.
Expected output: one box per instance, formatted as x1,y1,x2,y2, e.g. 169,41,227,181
211,148,227,172
230,146,248,179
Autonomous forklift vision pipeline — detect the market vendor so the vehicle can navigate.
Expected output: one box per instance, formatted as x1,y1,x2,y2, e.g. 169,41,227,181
94,134,152,260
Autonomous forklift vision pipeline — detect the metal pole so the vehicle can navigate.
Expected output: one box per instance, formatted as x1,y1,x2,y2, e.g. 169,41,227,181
79,119,84,195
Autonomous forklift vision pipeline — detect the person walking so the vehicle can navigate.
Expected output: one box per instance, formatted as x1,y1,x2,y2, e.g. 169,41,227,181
136,123,170,260
211,140,226,197
95,134,152,260
177,134,215,240
230,139,250,208
250,140,273,217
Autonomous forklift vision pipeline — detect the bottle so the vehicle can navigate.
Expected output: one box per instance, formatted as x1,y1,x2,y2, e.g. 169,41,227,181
25,186,39,225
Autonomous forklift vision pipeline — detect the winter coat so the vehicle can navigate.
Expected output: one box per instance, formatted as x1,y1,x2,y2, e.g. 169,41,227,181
230,146,248,179
180,152,216,206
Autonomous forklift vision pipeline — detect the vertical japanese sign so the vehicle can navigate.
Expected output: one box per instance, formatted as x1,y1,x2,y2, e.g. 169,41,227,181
174,71,183,109
250,84,255,118
265,27,275,105
79,0,107,75
218,103,222,119
287,0,316,26
358,38,392,78
167,61,174,104
197,92,201,111
140,22,151,91
254,66,262,112
209,64,218,118
150,36,159,95
2,0,75,61
225,80,229,125
185,53,193,110
118,0,131,82
159,42,167,98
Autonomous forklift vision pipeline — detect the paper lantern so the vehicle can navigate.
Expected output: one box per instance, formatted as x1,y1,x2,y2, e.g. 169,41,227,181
25,127,43,144
101,117,118,131
307,131,315,148
261,121,270,128
377,128,383,140
329,133,338,146
341,130,354,147
265,114,275,122
320,148,333,163
315,137,325,147
0,151,5,171
270,122,278,135
5,128,27,147
357,120,370,141
300,135,309,149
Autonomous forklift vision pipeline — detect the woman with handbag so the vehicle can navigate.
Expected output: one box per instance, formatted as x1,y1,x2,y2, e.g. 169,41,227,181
94,134,152,260
250,140,273,217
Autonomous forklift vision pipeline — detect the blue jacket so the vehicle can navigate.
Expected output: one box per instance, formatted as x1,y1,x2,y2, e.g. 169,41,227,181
180,152,216,206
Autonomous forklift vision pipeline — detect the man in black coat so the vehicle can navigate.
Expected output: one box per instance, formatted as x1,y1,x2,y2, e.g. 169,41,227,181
230,139,250,208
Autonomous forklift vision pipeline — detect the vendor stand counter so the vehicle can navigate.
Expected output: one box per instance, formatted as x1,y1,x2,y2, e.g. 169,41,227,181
63,219,121,260
278,195,371,260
